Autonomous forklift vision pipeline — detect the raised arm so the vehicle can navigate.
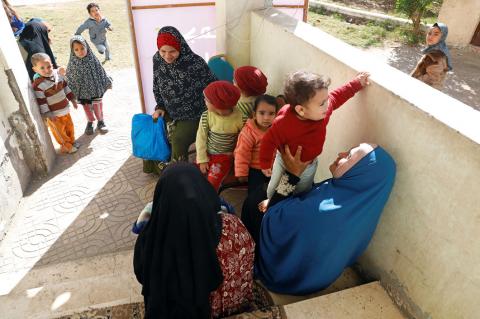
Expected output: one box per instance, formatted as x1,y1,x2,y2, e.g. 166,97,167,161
329,77,364,111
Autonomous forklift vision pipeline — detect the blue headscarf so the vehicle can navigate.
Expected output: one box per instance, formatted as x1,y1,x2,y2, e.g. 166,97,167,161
256,146,396,295
422,22,452,71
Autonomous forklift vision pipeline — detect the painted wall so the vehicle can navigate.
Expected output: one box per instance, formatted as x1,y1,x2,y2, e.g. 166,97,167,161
438,0,480,47
0,11,56,240
250,9,480,319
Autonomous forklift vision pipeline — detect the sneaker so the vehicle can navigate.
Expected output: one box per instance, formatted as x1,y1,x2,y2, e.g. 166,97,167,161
68,146,78,154
96,120,108,133
73,141,80,148
85,122,94,135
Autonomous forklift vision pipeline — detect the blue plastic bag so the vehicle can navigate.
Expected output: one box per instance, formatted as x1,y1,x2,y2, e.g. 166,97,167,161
131,114,171,161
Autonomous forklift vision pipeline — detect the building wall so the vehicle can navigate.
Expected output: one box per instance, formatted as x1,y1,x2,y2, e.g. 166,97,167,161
250,9,480,319
438,0,480,47
0,10,56,240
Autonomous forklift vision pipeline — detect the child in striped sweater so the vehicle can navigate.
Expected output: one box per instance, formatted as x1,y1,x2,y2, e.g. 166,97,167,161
31,53,79,154
196,81,247,192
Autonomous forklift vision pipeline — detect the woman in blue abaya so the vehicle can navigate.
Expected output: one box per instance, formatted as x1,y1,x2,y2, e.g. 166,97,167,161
241,143,396,295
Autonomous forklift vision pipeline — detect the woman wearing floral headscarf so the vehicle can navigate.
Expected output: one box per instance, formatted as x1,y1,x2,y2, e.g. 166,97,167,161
144,26,217,174
411,22,453,90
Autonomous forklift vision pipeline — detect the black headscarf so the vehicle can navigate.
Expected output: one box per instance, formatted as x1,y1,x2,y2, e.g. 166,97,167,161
19,20,57,79
133,163,223,319
153,26,216,121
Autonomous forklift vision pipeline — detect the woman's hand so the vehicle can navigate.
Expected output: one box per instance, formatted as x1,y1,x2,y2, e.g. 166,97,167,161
199,162,209,174
258,199,269,213
152,109,165,119
281,145,311,177
261,169,272,177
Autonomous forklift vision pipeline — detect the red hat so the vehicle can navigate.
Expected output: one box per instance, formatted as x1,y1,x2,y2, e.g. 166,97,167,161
157,32,181,52
234,66,268,96
204,81,241,110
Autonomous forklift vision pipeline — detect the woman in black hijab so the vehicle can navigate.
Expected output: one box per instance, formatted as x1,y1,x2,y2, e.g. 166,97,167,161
134,163,255,318
19,20,57,79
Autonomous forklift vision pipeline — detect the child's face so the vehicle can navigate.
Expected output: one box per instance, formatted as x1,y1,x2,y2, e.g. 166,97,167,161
89,6,102,20
159,45,180,64
426,26,442,46
72,42,87,58
205,97,232,116
296,88,329,121
254,101,276,130
32,58,53,77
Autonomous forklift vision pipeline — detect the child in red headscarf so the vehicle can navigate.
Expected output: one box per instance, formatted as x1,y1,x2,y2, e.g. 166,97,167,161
196,81,248,191
234,66,268,118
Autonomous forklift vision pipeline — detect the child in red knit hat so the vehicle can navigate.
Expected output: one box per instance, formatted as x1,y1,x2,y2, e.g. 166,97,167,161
234,66,268,118
259,71,370,211
196,81,248,191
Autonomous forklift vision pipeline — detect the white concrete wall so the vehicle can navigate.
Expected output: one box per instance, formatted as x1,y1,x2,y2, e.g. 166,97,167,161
250,9,480,319
215,0,267,68
438,0,480,47
0,10,56,240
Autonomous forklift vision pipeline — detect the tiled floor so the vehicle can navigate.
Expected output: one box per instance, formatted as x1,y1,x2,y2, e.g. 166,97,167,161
0,69,158,296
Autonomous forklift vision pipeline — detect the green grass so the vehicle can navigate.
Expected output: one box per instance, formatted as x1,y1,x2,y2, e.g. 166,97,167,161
308,9,422,48
18,0,134,71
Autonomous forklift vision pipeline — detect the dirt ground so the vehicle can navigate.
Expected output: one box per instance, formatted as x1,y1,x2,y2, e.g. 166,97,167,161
364,42,480,111
15,0,135,71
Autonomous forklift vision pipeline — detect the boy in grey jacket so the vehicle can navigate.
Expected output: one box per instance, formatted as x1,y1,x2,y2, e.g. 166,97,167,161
75,3,112,63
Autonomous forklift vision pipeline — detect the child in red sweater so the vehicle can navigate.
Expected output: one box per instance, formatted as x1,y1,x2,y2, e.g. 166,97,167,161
234,94,278,194
259,71,370,208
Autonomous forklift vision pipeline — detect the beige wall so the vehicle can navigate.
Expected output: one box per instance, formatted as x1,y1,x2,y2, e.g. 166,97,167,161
0,10,56,240
250,9,480,319
215,0,266,68
438,0,480,46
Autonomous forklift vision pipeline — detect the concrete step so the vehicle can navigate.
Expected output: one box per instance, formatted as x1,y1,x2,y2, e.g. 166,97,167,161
0,250,142,319
282,281,405,319
262,267,364,306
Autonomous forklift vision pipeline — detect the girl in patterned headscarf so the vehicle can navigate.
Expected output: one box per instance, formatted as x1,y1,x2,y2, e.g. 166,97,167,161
145,26,216,174
66,35,112,135
411,22,452,90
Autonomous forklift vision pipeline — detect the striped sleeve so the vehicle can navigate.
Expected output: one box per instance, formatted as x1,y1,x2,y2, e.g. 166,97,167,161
195,111,209,163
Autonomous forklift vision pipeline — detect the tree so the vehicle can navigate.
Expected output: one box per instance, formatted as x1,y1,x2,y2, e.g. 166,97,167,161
395,0,438,36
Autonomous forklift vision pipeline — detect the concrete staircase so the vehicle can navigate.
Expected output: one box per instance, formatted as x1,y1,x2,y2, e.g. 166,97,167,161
0,247,406,319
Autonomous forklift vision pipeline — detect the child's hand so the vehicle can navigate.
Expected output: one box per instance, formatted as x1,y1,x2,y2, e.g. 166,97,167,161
237,176,248,183
199,162,209,174
107,27,113,32
258,199,269,213
72,101,78,109
262,169,272,177
58,66,66,76
356,71,370,87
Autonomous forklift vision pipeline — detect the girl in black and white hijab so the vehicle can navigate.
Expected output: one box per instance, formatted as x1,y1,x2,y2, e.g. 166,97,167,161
66,35,112,135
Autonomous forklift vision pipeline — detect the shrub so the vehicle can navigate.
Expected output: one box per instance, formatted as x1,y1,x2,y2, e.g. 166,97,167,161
395,0,441,36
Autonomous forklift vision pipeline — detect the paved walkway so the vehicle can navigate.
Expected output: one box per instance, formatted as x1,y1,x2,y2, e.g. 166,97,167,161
0,68,158,296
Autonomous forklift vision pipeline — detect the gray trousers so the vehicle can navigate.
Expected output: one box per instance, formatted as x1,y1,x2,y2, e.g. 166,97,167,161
266,151,318,199
94,40,110,60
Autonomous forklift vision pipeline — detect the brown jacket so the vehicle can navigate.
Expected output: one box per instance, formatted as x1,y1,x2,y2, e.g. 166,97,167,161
411,50,448,89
